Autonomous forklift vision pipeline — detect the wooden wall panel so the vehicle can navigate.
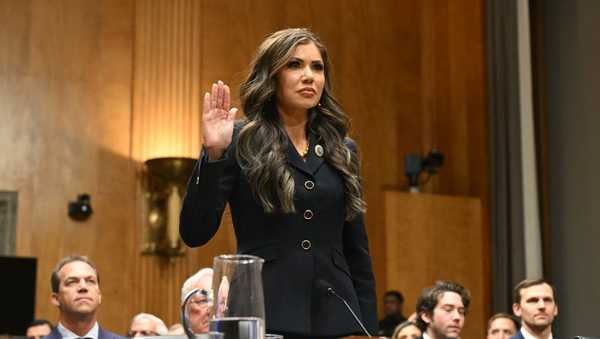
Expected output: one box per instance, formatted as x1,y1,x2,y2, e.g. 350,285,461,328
0,0,138,332
1,0,490,335
385,192,487,339
131,0,202,161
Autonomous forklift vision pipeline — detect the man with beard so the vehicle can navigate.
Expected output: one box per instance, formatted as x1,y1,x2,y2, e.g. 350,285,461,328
44,255,124,339
511,279,558,339
415,281,470,339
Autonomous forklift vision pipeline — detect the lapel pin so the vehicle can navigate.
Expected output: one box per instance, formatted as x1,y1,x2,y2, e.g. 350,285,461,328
315,144,324,157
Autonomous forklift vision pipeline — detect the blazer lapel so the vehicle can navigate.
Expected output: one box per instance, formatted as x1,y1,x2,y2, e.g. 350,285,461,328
98,327,109,339
304,133,325,175
284,132,326,177
44,327,61,339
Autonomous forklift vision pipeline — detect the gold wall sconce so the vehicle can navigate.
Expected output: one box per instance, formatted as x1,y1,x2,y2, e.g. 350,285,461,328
142,157,196,256
131,0,203,257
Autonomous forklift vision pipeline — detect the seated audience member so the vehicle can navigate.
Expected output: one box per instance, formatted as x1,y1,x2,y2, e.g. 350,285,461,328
379,290,408,337
44,255,125,339
487,313,519,339
166,324,184,336
26,319,53,339
392,321,421,339
416,281,471,339
127,313,167,337
181,268,213,334
511,279,558,339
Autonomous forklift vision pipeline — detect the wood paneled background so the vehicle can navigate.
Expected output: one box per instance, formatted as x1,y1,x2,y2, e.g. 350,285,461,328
385,192,487,339
0,0,489,335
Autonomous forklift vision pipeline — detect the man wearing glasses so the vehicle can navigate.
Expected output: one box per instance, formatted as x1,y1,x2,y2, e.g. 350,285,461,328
181,268,213,333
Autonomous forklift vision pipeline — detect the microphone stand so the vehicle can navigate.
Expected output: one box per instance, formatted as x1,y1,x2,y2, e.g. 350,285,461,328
327,287,372,337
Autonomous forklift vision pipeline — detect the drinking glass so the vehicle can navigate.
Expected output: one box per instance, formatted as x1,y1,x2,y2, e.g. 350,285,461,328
209,254,266,339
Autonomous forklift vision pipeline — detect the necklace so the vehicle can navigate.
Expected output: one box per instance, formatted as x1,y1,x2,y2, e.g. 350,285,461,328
299,142,310,158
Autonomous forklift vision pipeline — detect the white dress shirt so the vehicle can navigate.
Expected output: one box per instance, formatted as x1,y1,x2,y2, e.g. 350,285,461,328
57,322,99,339
521,327,553,339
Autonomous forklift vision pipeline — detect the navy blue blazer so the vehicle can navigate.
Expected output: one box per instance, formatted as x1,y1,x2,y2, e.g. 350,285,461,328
43,326,125,339
511,330,525,339
179,124,378,336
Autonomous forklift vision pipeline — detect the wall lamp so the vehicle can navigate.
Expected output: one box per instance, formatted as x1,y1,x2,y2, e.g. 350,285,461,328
142,157,196,256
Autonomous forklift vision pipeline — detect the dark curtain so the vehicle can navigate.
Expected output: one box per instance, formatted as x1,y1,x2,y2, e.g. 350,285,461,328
485,0,527,313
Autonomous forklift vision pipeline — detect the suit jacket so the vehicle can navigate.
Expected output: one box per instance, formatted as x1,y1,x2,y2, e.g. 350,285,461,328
512,329,555,339
511,330,526,339
43,326,125,339
179,123,378,336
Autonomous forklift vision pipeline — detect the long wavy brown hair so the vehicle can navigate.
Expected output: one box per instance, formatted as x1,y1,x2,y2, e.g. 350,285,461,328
236,28,366,220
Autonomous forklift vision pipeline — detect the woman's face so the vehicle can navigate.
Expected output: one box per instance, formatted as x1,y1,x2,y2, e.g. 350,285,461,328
275,41,325,115
396,324,422,339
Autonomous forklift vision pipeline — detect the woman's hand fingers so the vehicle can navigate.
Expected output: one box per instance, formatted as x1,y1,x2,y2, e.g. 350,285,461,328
223,84,231,112
204,80,233,120
203,92,210,116
210,83,218,109
217,80,223,109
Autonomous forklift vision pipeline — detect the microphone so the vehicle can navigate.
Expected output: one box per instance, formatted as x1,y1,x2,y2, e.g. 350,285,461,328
316,279,372,337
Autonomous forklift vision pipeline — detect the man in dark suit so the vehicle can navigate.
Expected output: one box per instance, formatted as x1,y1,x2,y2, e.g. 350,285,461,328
511,279,558,339
415,281,470,339
43,255,124,339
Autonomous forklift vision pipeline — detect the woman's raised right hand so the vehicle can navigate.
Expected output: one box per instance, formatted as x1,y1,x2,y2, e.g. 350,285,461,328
202,80,238,160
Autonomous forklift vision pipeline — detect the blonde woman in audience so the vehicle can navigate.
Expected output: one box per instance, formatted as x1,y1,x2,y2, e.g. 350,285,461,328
391,321,422,339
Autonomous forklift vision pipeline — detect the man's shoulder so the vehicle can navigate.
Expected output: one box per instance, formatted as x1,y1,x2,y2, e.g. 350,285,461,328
42,328,62,339
99,327,126,339
511,331,526,339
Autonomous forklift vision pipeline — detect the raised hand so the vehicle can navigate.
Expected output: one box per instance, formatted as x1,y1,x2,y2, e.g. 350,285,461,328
202,80,238,160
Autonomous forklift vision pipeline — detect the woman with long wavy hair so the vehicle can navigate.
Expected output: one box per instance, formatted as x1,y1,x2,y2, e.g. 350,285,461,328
180,28,377,338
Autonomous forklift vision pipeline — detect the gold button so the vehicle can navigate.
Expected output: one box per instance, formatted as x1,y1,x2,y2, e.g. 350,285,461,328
301,240,312,250
304,180,315,190
303,209,314,220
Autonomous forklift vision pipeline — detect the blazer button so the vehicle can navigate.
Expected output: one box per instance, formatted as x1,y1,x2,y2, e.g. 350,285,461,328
303,209,314,220
304,180,315,190
301,239,312,250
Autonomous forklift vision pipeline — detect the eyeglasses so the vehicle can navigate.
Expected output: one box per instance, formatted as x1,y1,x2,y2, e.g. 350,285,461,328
188,288,213,308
